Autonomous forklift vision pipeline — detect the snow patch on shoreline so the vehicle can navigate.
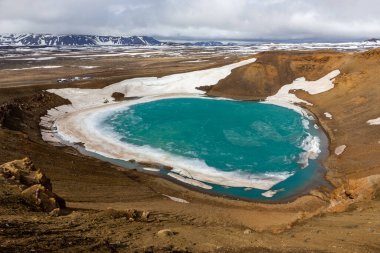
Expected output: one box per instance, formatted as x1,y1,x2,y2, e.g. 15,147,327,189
162,194,189,204
181,59,209,63
78,65,99,69
47,58,256,110
324,112,333,119
263,70,340,116
335,145,346,156
168,172,213,190
142,167,160,172
8,57,56,61
367,117,380,125
5,65,62,71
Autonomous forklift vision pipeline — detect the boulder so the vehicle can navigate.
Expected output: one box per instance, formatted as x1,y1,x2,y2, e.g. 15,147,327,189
328,175,380,212
1,158,66,213
21,184,66,212
0,157,52,190
157,229,174,237
243,229,252,234
0,157,34,178
20,169,52,191
141,210,150,221
49,208,64,217
111,92,125,101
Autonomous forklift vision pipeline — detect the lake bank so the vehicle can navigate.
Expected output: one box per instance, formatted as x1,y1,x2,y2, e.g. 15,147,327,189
44,58,335,202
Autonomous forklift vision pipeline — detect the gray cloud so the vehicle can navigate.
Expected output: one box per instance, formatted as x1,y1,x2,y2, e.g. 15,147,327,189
0,0,379,40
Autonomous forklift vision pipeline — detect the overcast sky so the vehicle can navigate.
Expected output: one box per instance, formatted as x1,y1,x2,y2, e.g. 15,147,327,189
0,0,379,40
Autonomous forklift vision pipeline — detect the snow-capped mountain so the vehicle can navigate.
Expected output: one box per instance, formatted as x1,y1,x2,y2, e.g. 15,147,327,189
0,34,162,46
366,38,380,43
193,41,225,46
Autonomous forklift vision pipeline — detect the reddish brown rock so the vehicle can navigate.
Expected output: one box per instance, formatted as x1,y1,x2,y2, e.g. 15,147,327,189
328,175,380,213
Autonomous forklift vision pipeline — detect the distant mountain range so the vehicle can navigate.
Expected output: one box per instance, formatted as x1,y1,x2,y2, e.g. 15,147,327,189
366,38,380,43
1,34,379,47
0,34,162,46
0,34,239,47
163,41,236,47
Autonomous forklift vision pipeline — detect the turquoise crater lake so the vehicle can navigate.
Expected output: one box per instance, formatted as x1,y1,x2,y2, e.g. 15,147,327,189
100,98,328,201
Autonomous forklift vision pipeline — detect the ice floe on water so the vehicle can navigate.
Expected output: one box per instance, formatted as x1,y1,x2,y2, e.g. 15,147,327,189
261,188,285,198
298,135,321,168
302,119,310,129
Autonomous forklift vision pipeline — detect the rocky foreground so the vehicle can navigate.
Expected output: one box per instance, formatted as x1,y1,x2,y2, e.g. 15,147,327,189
1,159,379,252
0,157,65,213
0,158,175,252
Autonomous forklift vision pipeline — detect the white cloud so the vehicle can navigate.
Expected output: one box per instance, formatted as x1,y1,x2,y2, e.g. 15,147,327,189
0,0,379,40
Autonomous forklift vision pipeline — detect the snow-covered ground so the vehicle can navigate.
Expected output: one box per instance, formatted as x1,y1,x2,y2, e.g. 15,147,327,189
78,66,99,69
2,40,380,62
263,70,340,116
367,117,380,125
3,65,62,71
324,112,333,119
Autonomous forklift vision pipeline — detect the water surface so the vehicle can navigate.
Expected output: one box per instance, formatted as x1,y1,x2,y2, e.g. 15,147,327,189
101,98,328,201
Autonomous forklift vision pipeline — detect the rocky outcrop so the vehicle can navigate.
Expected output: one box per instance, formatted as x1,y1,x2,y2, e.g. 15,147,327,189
328,175,380,213
0,157,52,190
0,92,70,143
21,184,65,212
0,157,66,212
207,51,344,100
157,229,174,237
111,92,125,101
0,103,12,127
